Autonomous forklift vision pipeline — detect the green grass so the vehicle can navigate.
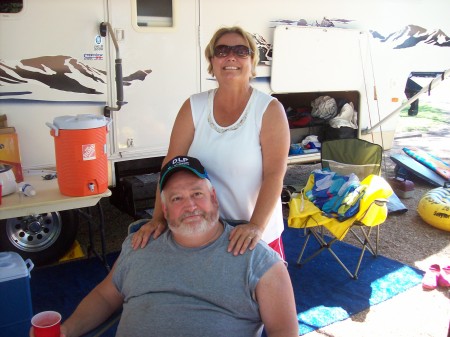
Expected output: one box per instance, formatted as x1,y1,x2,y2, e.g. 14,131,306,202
398,104,448,132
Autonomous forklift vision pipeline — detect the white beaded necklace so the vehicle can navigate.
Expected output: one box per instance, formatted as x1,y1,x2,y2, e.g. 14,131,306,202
207,88,255,134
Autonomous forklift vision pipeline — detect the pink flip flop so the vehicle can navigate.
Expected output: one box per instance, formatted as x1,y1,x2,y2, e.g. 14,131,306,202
438,265,450,287
422,264,440,290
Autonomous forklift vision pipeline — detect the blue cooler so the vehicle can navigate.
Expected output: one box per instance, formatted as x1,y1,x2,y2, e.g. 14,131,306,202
0,251,34,337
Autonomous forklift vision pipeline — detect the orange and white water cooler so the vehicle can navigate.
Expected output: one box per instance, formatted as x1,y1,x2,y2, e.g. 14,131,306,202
47,114,111,196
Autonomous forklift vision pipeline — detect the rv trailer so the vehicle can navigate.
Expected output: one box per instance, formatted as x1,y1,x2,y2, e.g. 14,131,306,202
1,0,449,263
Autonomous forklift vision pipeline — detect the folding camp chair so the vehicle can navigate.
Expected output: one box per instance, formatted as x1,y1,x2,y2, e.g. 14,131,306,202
288,138,393,279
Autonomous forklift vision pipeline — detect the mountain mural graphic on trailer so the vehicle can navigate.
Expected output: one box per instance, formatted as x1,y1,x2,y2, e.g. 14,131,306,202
270,17,355,28
0,55,152,101
0,23,448,102
371,24,450,49
256,20,450,65
269,17,450,49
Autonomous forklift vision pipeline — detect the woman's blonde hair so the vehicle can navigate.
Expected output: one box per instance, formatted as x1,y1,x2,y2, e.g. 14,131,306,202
205,26,259,78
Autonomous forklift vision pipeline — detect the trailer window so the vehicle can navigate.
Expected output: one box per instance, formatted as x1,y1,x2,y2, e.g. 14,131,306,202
0,0,23,13
136,0,173,27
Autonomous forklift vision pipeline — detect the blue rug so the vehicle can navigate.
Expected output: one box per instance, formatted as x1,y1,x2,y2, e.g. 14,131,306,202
283,226,423,335
30,225,423,336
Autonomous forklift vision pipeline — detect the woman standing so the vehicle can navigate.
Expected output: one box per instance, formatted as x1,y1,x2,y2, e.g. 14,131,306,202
132,26,290,258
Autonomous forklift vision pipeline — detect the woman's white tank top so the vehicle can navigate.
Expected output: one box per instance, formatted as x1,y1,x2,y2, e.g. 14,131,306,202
188,88,284,243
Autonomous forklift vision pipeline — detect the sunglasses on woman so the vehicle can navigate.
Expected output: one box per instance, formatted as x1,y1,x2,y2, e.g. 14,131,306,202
213,45,253,58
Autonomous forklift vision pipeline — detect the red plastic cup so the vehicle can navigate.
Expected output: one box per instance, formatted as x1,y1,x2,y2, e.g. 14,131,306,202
31,311,61,337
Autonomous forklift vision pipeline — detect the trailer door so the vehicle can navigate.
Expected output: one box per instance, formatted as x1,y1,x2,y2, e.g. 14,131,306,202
106,0,200,161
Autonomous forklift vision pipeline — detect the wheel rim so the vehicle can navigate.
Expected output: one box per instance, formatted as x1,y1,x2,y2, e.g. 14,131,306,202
5,213,62,252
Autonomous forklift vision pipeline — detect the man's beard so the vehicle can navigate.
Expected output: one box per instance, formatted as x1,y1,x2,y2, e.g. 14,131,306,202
168,206,220,237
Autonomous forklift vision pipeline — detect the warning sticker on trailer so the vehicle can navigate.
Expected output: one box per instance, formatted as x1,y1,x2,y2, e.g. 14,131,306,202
83,144,96,161
84,53,103,61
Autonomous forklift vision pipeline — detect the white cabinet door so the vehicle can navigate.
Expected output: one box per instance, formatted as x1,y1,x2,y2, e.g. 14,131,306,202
271,26,370,93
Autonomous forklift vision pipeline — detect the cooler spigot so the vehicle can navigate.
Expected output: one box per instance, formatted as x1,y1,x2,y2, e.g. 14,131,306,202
88,183,95,192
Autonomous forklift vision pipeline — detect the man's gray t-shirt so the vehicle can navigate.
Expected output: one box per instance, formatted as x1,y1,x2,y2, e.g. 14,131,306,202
112,223,281,337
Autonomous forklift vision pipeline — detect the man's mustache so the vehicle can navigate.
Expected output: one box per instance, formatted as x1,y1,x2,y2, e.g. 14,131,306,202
180,210,206,221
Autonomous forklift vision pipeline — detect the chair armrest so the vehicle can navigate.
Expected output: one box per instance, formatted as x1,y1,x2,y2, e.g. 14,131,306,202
374,198,389,206
80,309,122,337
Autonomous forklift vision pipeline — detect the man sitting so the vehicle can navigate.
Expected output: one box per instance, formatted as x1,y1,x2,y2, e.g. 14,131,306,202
31,155,298,337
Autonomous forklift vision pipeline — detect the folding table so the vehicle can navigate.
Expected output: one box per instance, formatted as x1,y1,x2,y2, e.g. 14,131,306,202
0,174,111,270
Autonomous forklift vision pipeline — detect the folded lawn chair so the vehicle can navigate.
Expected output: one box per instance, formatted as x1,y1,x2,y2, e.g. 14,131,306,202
288,138,393,279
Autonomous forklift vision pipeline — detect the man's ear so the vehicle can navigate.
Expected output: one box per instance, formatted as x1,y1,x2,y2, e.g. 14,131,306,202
161,202,168,219
211,187,219,207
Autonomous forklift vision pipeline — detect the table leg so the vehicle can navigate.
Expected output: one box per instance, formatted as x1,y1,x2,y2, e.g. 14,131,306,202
77,203,110,271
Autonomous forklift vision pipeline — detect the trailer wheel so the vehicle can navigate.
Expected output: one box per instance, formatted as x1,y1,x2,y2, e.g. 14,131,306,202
0,210,79,266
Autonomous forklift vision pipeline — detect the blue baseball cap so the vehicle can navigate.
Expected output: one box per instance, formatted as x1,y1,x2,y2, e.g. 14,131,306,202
159,156,210,191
